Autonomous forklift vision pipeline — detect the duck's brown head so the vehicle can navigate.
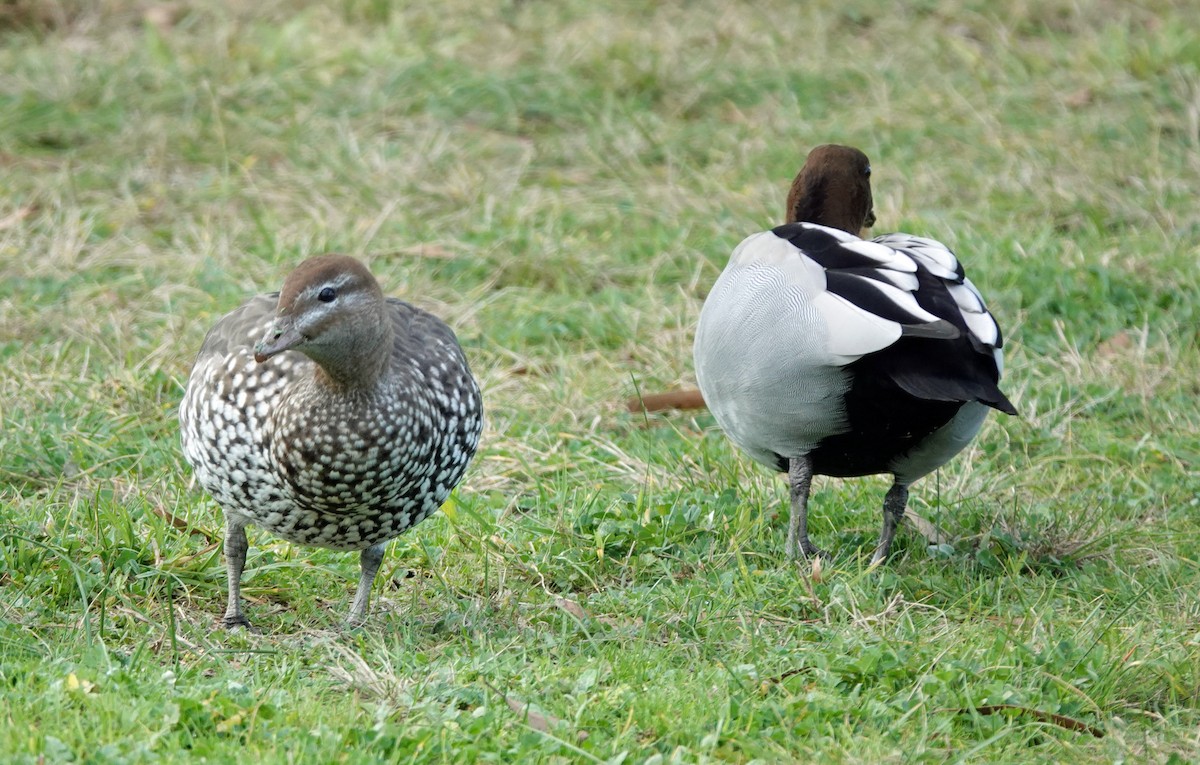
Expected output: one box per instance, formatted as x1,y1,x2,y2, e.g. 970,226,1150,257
785,144,877,236
254,254,393,388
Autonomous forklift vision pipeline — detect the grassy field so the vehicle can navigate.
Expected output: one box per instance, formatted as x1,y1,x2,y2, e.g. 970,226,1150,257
2,0,1198,761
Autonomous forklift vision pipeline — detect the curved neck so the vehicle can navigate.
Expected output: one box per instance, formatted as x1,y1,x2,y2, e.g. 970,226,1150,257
308,314,394,392
785,172,872,235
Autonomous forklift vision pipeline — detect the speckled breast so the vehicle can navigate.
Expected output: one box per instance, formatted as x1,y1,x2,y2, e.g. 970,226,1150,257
263,365,480,549
182,344,482,551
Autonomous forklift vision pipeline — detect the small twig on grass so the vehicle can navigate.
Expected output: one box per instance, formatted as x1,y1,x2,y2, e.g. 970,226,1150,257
952,704,1104,737
168,541,221,567
759,667,816,692
624,387,706,413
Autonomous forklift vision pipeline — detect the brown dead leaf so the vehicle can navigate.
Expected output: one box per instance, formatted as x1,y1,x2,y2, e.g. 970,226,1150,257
904,510,952,546
1096,330,1132,358
1064,87,1093,109
554,596,589,622
143,3,186,32
808,554,824,583
481,680,589,742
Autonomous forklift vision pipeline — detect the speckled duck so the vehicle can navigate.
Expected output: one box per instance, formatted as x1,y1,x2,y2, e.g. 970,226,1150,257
180,254,483,627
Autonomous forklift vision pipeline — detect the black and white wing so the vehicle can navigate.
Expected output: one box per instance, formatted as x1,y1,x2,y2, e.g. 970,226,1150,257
769,222,1016,414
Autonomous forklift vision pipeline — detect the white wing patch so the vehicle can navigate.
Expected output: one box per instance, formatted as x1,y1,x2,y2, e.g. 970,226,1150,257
860,268,920,292
839,238,916,269
876,233,961,280
726,224,1004,367
874,233,1002,350
950,282,999,346
813,291,903,363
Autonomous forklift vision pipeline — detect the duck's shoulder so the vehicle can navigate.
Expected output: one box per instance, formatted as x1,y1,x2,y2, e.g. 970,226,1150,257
763,222,958,339
385,297,461,344
384,297,476,382
195,293,278,362
764,223,965,283
769,222,920,276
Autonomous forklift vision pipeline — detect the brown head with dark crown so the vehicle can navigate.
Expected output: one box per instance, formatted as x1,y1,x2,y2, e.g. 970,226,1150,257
253,254,393,388
785,144,877,236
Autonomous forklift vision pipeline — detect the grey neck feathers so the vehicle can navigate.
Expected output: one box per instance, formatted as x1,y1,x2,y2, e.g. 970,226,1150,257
308,309,394,391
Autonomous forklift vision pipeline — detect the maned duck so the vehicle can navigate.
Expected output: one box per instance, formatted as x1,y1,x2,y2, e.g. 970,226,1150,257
693,144,1016,565
180,254,483,627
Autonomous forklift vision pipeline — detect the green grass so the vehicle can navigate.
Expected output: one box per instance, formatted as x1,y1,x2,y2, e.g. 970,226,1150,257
2,0,1199,761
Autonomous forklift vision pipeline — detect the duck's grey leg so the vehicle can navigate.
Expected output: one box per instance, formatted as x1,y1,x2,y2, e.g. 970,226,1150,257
870,482,910,566
347,542,387,625
786,455,824,559
222,514,255,630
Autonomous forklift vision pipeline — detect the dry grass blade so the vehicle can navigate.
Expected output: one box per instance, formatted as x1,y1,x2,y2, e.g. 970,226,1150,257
327,643,418,704
168,540,221,567
392,243,459,260
0,204,36,231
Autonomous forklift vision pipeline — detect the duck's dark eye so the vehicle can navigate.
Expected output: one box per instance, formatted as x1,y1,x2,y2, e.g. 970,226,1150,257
864,164,872,177
318,287,337,303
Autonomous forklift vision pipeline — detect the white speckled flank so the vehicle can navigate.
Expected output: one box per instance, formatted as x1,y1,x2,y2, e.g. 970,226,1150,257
180,254,483,628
